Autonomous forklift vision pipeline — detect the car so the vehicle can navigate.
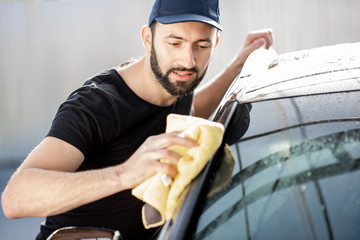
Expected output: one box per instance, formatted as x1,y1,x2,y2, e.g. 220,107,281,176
156,42,360,240
46,43,360,240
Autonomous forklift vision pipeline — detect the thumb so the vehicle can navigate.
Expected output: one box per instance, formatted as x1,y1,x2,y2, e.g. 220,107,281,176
250,38,266,51
240,38,266,61
235,37,267,69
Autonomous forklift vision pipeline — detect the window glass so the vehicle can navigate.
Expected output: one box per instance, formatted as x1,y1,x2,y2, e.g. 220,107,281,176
195,93,360,240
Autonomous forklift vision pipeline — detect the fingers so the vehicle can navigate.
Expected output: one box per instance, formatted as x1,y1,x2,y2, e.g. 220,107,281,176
145,132,198,164
144,132,198,154
246,28,274,49
148,148,182,166
136,148,179,179
153,159,178,179
264,29,274,49
125,132,199,184
246,37,266,54
146,132,198,175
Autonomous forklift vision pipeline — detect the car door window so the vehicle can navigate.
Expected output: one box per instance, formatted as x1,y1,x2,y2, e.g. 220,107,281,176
194,92,360,240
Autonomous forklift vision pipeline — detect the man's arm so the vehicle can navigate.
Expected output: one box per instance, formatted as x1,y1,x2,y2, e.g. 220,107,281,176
193,29,274,119
1,134,197,219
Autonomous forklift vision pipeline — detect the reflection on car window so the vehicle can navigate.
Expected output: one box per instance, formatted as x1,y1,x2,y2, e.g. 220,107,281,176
195,95,360,240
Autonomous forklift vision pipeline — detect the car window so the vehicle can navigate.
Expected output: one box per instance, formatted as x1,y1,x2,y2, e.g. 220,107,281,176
194,92,360,240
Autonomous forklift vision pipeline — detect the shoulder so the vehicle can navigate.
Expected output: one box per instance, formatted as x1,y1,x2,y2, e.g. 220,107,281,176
65,69,125,112
82,68,123,97
49,69,126,155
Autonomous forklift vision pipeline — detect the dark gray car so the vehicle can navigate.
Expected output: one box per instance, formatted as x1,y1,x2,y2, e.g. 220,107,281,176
157,42,360,240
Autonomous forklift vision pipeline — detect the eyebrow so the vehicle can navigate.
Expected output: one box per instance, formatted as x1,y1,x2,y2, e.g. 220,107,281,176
165,34,212,43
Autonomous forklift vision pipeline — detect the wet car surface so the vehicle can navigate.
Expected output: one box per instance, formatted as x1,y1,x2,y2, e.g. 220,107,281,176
157,42,360,240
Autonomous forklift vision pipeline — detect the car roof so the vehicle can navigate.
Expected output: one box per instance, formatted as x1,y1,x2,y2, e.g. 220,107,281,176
220,42,360,106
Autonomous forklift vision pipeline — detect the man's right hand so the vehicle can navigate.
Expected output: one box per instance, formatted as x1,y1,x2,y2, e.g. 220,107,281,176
117,132,198,189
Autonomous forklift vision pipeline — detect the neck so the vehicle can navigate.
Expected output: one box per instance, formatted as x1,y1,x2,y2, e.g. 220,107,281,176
116,56,177,107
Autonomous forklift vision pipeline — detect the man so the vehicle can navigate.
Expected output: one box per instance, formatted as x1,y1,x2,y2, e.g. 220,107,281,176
1,0,273,239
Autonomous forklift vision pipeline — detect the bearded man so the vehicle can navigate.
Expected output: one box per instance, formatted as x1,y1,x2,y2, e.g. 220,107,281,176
1,0,273,239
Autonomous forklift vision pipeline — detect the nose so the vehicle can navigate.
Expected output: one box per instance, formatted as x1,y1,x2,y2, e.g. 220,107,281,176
178,46,196,69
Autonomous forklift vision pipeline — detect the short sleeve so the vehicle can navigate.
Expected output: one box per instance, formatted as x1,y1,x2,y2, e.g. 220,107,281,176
47,84,119,157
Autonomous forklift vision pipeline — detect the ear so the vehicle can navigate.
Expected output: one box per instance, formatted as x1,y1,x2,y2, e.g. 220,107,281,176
141,25,152,53
214,32,220,48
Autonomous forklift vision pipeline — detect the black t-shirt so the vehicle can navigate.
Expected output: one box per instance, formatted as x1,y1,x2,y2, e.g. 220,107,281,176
36,69,193,240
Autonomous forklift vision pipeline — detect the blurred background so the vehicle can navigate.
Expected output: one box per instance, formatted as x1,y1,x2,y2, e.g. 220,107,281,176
0,0,359,238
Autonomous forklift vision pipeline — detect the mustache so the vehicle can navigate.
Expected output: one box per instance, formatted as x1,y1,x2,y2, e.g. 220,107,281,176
166,66,199,75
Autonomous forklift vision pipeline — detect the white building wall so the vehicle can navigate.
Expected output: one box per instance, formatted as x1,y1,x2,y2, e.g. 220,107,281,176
0,0,359,166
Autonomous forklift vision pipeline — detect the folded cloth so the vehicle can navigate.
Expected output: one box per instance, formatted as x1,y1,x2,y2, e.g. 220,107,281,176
131,114,224,229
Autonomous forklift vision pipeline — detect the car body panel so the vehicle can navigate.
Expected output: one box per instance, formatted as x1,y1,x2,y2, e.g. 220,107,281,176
157,42,360,240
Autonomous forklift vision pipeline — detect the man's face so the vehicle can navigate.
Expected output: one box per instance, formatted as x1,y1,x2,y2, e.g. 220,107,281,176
150,21,219,96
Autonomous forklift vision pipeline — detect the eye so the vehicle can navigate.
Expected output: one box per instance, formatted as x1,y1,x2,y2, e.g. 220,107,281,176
168,42,180,47
197,43,211,49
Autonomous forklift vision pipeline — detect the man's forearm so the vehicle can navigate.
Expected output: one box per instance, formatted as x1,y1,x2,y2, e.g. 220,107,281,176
1,166,122,219
193,29,274,119
193,59,243,119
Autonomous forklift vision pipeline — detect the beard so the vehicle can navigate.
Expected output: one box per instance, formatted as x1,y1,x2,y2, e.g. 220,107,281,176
150,43,208,96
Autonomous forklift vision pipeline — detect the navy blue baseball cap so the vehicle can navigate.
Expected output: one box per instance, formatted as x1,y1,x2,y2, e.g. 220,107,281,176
148,0,222,31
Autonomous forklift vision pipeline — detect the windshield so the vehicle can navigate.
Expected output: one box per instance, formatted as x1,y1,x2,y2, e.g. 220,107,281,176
194,92,360,240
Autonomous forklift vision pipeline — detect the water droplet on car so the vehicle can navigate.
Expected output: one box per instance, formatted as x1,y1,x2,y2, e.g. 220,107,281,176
300,185,306,192
307,171,312,177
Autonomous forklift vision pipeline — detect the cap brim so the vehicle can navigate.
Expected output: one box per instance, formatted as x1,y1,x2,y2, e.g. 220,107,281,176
155,13,223,31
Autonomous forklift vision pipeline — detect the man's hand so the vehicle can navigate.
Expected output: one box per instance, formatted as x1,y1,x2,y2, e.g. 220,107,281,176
234,28,274,70
117,132,198,189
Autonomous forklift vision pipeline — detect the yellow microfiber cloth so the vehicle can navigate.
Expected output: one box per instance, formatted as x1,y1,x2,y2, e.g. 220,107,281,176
131,114,224,229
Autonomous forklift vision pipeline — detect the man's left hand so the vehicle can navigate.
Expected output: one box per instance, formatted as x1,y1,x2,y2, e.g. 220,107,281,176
233,28,274,71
